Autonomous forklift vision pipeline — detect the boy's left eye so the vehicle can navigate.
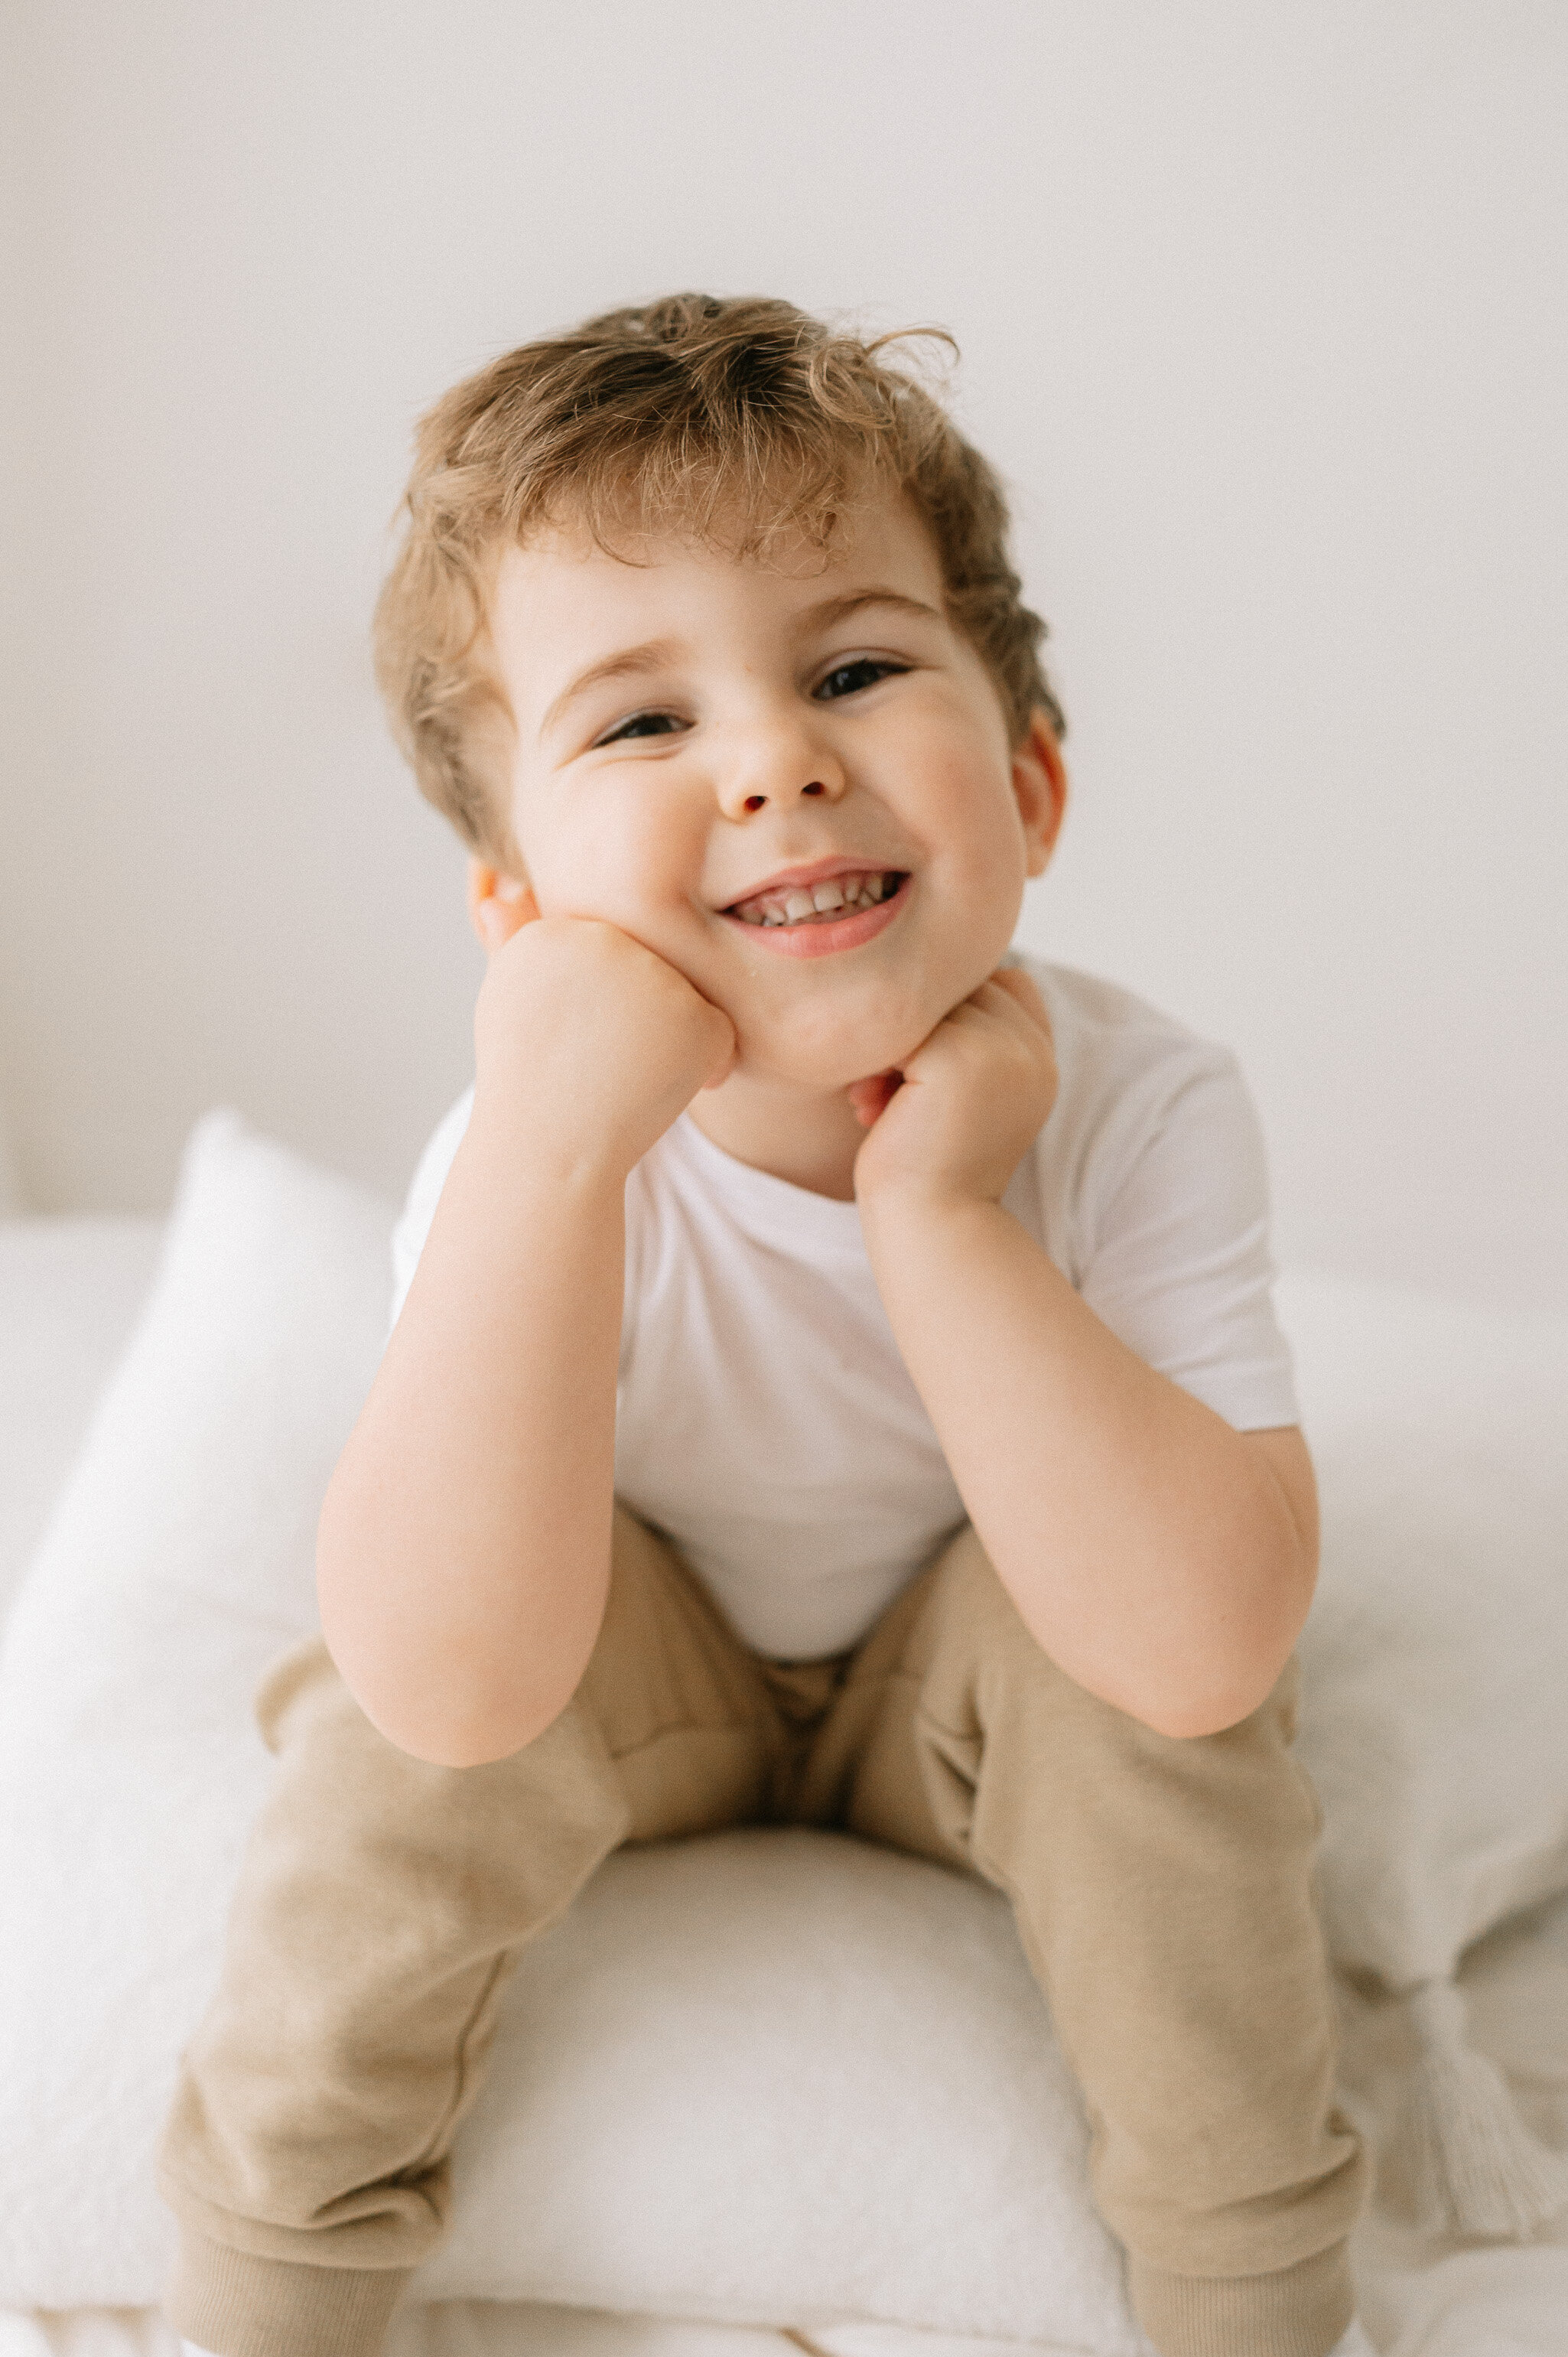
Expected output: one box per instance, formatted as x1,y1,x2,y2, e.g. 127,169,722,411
815,657,908,701
597,710,687,745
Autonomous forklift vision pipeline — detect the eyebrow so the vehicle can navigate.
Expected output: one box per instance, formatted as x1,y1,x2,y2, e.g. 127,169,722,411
539,638,682,740
795,587,947,632
537,588,947,742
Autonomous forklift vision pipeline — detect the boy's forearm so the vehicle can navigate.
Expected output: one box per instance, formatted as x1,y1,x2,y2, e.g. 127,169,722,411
317,1101,624,1766
859,1192,1315,1737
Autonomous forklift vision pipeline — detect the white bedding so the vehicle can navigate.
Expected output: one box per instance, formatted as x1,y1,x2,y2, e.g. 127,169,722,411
2,1215,1566,2357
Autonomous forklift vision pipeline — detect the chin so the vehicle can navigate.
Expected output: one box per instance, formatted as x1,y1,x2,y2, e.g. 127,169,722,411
741,1011,939,1095
732,946,1003,1088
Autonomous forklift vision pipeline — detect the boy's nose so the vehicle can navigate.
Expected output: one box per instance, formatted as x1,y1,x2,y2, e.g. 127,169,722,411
717,730,847,820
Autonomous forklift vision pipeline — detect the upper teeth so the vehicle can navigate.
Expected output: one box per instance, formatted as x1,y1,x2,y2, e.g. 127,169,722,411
732,871,899,926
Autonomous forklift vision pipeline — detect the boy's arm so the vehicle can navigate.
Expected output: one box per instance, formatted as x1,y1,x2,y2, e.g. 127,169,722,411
316,914,734,1768
854,972,1316,1740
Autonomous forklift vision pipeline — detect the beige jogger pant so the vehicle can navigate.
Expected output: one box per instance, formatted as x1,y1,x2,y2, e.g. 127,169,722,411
159,1509,1367,2357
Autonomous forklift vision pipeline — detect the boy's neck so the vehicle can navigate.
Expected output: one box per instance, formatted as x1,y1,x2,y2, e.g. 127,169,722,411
685,1071,864,1202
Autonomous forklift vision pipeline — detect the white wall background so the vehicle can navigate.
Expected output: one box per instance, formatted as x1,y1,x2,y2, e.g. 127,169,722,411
2,1,1564,1310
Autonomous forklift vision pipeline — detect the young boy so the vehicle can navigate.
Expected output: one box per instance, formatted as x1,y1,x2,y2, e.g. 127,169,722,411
159,293,1371,2357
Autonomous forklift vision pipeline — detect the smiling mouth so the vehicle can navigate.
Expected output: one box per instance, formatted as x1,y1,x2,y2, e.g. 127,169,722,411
726,868,907,928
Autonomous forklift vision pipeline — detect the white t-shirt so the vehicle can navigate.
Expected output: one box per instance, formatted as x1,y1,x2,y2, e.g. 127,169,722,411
389,957,1299,1661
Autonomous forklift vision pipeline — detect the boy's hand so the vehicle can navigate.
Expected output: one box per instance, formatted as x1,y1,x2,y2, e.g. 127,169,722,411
473,888,736,1179
851,968,1057,1212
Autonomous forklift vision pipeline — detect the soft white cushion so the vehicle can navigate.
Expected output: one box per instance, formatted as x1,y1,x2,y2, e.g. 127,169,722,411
0,1114,1144,2351
422,1831,1134,2341
1279,1268,1568,1989
1280,1268,1568,2236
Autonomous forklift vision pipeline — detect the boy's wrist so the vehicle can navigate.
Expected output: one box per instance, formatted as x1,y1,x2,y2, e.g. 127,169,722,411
857,1184,1078,1344
463,1084,635,1208
857,1179,1020,1262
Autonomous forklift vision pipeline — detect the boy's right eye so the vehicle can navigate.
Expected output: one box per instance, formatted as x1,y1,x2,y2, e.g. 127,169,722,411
596,710,686,745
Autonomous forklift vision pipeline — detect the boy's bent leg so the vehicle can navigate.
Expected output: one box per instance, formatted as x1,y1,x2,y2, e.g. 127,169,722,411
798,1527,1368,2357
160,1640,626,2357
160,1509,779,2357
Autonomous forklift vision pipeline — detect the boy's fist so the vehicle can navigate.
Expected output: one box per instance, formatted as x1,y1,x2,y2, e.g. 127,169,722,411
471,881,735,1180
851,967,1058,1211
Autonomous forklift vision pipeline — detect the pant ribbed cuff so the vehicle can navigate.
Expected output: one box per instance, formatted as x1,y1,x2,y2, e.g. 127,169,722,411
167,2227,412,2357
1129,2238,1355,2357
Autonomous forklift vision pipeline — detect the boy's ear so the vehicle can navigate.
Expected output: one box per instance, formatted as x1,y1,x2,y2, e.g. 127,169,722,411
1012,708,1069,880
467,857,540,950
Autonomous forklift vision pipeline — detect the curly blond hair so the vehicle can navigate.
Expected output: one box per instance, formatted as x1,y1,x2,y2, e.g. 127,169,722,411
372,293,1065,867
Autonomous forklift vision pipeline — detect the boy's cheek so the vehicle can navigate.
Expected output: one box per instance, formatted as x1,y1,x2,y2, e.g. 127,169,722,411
522,856,658,938
527,819,697,941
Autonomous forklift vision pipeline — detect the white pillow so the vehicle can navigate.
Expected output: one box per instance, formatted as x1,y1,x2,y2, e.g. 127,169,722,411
0,1112,1145,2352
1279,1269,1568,2236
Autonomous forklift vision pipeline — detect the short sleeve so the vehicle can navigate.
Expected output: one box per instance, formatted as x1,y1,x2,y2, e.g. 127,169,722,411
388,1086,475,1335
1076,1053,1299,1431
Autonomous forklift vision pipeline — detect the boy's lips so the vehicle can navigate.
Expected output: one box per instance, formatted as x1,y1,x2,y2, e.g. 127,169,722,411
719,865,912,959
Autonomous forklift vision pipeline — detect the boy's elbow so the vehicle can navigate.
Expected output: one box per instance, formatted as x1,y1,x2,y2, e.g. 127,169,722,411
327,1639,574,1768
1124,1629,1302,1741
366,1705,563,1769
1137,1529,1317,1740
314,1496,581,1769
1134,1685,1273,1741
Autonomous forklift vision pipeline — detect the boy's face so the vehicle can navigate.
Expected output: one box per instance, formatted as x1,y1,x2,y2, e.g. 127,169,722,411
485,487,1065,1095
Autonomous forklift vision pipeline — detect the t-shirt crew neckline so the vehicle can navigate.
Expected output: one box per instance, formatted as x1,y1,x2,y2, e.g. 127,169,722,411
669,1112,867,1265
